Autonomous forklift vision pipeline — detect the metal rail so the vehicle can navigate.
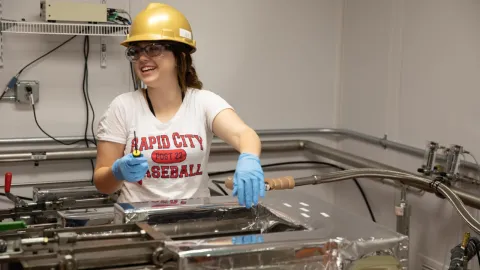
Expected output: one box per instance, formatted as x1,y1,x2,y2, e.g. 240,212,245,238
0,163,328,189
4,137,480,207
0,128,477,171
0,138,424,195
0,137,426,196
0,140,302,162
1,130,480,208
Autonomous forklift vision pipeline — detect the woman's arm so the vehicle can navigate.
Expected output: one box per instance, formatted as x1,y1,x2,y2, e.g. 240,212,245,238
211,108,261,156
93,141,125,194
211,108,264,208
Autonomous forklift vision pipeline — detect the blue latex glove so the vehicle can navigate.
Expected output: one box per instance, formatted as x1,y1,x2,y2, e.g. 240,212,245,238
232,235,264,245
112,153,149,182
232,153,265,208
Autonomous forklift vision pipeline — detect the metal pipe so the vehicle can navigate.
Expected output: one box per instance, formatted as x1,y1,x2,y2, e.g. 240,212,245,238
0,164,327,189
303,141,480,209
3,128,477,171
294,169,480,235
396,186,411,237
255,128,479,173
0,96,16,102
0,140,304,163
75,231,144,241
260,128,425,157
0,128,396,147
0,138,424,195
0,139,437,197
2,137,480,207
303,140,410,173
0,136,95,144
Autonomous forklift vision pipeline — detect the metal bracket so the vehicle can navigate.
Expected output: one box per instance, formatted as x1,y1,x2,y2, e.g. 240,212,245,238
0,0,4,68
100,37,106,68
100,0,107,68
380,134,388,149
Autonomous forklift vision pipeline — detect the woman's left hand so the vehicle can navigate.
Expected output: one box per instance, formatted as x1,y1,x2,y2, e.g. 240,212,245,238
232,152,265,208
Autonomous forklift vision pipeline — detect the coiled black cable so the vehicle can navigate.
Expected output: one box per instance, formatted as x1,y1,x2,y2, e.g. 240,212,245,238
82,35,96,182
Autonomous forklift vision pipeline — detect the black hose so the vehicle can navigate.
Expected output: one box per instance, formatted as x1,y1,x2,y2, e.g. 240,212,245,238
448,237,480,270
213,182,228,196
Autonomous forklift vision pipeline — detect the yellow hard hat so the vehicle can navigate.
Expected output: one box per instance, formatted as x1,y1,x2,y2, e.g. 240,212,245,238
120,3,196,53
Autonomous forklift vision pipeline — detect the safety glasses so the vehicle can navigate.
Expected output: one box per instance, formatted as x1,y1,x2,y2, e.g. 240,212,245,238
125,43,170,62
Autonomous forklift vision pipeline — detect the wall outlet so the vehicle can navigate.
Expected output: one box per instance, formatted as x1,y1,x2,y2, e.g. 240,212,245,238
15,80,39,104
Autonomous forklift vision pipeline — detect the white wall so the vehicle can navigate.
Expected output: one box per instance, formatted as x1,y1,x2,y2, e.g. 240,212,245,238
337,0,480,269
0,0,343,208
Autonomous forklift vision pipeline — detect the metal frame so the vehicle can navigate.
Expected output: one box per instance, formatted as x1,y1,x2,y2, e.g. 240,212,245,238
0,191,410,269
0,0,3,68
100,0,107,68
0,20,129,36
2,133,480,210
0,127,478,172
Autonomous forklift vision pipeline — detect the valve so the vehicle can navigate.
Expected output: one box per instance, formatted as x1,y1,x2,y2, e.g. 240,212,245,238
445,144,464,181
418,141,439,176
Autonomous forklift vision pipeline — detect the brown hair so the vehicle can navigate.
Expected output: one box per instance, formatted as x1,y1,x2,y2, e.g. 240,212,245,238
172,46,203,94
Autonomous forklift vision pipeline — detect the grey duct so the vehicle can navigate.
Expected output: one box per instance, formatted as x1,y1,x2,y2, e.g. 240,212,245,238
0,128,477,171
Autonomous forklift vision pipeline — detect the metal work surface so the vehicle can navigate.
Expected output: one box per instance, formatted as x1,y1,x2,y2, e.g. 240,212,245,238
0,189,407,269
0,180,221,228
32,185,105,203
160,191,408,269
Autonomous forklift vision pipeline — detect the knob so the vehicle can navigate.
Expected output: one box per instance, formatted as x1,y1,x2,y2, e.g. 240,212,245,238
5,172,12,193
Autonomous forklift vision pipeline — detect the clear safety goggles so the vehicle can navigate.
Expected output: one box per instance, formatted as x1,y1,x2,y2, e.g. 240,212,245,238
125,43,170,62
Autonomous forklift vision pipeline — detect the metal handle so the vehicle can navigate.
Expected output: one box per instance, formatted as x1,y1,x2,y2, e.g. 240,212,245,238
3,172,27,207
224,176,295,191
4,172,12,193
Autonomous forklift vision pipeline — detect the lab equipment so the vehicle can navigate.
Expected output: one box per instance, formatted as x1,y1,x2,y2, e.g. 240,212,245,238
40,0,107,23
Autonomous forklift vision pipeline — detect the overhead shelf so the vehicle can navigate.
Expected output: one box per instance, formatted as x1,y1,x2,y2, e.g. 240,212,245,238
0,20,130,68
0,20,130,36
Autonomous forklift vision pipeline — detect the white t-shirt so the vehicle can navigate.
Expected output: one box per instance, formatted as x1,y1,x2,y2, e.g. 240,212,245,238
96,88,233,203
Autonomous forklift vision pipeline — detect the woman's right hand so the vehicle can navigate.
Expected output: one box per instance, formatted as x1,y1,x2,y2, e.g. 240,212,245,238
111,153,149,182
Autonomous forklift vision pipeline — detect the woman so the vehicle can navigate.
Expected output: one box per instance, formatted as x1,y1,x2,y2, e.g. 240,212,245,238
93,3,264,209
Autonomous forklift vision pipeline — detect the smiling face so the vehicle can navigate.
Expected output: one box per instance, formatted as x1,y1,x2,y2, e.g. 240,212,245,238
125,41,204,94
126,42,177,88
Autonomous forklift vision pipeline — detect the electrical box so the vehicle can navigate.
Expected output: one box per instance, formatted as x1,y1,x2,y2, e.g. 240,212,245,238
15,81,39,104
40,0,107,23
